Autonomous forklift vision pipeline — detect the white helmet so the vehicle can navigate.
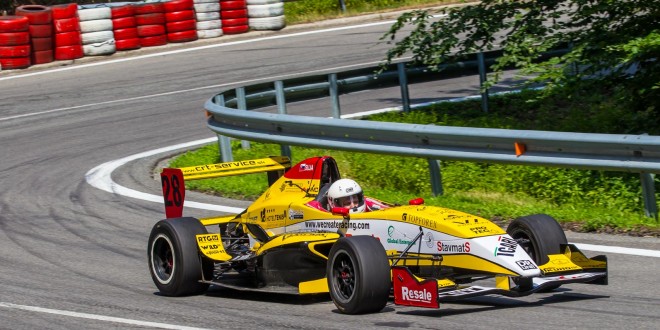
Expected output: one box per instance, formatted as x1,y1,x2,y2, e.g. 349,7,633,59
327,179,365,213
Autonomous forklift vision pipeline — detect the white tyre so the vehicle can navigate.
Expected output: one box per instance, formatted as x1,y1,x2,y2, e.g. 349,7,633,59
83,39,116,56
81,30,114,45
196,19,222,30
77,7,112,21
195,11,220,21
79,19,113,33
197,28,223,38
193,3,220,13
247,3,283,18
248,15,285,30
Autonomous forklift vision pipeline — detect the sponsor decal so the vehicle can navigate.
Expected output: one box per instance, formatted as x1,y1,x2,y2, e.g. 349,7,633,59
495,236,517,257
304,221,370,231
402,213,437,229
185,160,260,173
288,208,304,220
392,267,438,308
299,164,314,171
424,231,435,248
543,266,580,273
470,226,492,234
197,235,220,243
516,259,538,270
260,208,286,222
437,241,470,253
388,226,395,237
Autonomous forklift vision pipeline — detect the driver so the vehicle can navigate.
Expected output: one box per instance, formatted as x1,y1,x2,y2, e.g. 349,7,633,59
326,178,366,213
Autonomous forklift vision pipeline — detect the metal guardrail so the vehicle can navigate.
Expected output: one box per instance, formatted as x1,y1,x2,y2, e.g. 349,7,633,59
204,51,660,217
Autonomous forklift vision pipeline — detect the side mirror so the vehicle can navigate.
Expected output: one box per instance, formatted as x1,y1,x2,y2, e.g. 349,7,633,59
408,198,424,205
331,207,350,217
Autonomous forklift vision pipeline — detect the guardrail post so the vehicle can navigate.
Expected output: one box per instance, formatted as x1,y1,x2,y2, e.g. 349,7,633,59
427,159,444,196
397,62,411,112
213,93,234,162
640,172,658,219
329,73,341,118
236,87,251,150
338,0,346,13
218,135,233,162
477,52,489,113
274,80,292,158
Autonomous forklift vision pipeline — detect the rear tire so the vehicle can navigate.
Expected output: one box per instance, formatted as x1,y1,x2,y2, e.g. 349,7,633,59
507,214,567,291
327,236,390,314
148,217,213,296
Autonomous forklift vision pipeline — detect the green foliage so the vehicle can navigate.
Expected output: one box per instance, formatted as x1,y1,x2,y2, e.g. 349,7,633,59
381,0,660,113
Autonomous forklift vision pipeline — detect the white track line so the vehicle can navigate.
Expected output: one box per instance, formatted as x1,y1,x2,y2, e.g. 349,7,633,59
0,302,213,330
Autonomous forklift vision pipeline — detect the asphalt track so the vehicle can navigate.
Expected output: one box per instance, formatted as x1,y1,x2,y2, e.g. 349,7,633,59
1,11,659,330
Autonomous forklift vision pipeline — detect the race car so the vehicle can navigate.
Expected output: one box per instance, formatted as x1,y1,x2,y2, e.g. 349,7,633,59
148,155,608,314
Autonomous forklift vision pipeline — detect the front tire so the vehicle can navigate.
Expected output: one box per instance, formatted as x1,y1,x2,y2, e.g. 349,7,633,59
507,214,567,291
327,236,391,314
148,217,213,296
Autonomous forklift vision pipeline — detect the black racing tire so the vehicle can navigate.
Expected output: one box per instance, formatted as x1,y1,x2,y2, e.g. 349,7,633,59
148,217,213,296
327,236,391,314
507,214,567,291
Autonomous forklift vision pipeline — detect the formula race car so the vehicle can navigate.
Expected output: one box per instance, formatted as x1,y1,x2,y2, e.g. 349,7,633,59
148,155,608,314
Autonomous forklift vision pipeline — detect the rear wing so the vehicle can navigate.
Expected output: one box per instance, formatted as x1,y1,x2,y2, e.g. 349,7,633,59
160,156,291,218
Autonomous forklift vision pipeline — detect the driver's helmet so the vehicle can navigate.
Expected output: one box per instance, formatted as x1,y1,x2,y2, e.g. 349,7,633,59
327,178,365,213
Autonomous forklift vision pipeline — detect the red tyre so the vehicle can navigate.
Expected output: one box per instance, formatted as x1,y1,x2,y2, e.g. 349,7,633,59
0,56,31,69
221,17,248,27
0,16,30,33
28,24,53,38
113,27,139,40
220,9,247,19
0,45,31,57
53,17,80,33
164,0,194,12
30,37,53,51
222,25,249,34
111,5,135,19
220,0,247,10
115,37,141,51
31,49,53,64
135,3,165,15
52,3,78,20
137,24,166,37
135,13,166,26
165,10,195,22
140,34,167,47
0,31,30,46
167,29,197,43
112,16,137,30
166,20,196,33
15,5,52,25
54,44,83,60
54,31,82,47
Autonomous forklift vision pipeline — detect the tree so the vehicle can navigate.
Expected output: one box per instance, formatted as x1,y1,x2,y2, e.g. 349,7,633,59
381,0,659,113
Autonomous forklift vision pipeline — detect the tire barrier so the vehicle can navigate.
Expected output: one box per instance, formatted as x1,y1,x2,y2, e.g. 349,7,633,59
0,16,31,69
110,3,141,51
78,6,116,56
164,0,198,43
52,4,82,61
221,0,249,35
15,5,54,65
135,1,168,47
1,0,291,70
246,0,284,30
193,0,223,39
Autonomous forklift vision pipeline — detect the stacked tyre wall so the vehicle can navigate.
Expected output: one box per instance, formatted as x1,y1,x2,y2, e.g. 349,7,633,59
0,0,287,72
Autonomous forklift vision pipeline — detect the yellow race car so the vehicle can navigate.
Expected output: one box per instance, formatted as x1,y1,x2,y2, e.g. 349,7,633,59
148,155,608,314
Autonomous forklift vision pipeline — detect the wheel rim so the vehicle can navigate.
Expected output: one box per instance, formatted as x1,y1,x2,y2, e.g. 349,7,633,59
331,250,356,303
151,234,175,285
